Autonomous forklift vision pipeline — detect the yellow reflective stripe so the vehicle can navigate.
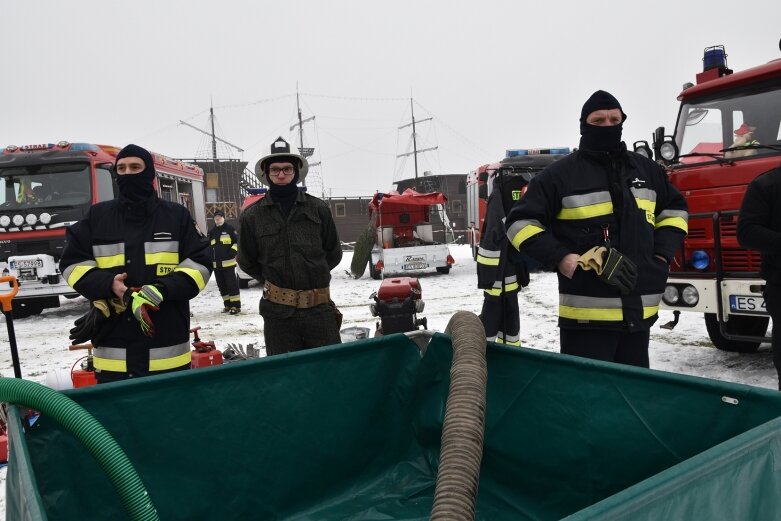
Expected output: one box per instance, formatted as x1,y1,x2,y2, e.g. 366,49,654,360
510,226,544,250
557,201,613,220
95,255,125,269
643,305,659,319
477,255,500,266
149,350,191,371
559,305,624,321
655,216,688,233
495,338,522,347
93,356,127,372
220,237,232,244
635,198,656,213
210,239,216,245
231,244,238,251
221,259,237,267
484,281,520,296
65,263,96,287
175,258,210,291
145,252,180,265
227,296,240,302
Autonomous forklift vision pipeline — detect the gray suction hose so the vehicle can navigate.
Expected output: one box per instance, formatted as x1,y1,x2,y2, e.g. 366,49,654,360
431,311,488,521
0,377,159,521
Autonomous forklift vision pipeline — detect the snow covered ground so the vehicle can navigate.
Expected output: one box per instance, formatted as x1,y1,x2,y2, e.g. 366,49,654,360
0,244,777,516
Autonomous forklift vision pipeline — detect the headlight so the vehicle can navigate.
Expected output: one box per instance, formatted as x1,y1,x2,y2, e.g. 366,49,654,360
660,141,678,161
39,212,52,225
25,214,37,225
12,214,24,227
682,285,699,305
663,285,680,305
633,140,653,159
690,250,710,270
0,215,9,227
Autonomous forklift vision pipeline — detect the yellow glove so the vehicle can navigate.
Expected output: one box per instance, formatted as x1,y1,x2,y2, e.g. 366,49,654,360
577,246,608,274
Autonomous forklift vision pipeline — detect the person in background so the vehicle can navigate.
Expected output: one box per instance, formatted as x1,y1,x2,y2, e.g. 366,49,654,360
505,90,688,367
61,144,212,383
737,165,781,390
238,137,342,355
208,209,241,314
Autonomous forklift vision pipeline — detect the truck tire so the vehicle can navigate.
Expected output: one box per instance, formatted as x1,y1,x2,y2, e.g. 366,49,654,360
12,300,43,319
436,266,451,274
704,313,769,353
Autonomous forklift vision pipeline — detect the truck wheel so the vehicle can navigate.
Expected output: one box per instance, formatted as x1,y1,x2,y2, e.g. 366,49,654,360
12,301,43,319
704,313,769,353
238,277,249,289
436,266,451,274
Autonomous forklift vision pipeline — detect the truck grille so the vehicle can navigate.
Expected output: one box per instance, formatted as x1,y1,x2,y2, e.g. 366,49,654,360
722,248,762,272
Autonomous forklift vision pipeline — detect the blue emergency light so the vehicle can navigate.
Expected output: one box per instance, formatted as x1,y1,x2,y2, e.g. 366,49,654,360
505,147,570,158
702,46,728,72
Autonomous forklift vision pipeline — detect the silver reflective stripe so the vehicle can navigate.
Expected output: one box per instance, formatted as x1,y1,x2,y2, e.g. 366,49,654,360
92,243,125,257
630,187,657,201
478,247,500,259
144,241,179,254
62,260,96,281
491,275,518,290
488,332,521,343
506,218,544,238
559,294,623,309
561,191,611,208
178,257,211,281
93,346,126,360
657,209,688,220
149,341,191,360
642,293,663,306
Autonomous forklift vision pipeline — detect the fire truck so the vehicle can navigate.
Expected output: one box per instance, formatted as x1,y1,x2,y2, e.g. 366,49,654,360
466,148,570,259
634,44,781,352
0,141,207,317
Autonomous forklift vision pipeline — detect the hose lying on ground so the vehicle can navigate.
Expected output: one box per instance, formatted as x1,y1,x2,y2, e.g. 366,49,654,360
431,311,488,521
0,377,159,521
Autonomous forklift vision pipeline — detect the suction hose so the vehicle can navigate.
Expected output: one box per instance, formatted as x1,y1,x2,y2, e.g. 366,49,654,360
0,377,159,521
431,311,488,521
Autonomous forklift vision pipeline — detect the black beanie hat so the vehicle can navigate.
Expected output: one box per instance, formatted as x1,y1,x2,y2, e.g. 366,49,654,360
214,209,225,217
580,90,627,123
115,144,155,175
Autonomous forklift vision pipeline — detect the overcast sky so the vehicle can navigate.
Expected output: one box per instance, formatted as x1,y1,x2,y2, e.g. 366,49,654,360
3,1,780,197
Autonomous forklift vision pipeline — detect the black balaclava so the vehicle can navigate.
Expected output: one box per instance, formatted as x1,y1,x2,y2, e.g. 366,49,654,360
578,90,627,153
115,144,156,202
264,155,300,216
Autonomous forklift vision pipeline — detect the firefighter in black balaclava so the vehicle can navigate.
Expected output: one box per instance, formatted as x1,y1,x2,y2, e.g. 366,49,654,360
208,209,241,314
505,91,688,367
60,144,212,383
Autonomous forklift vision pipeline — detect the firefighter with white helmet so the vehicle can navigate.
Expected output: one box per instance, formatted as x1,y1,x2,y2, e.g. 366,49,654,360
238,137,342,355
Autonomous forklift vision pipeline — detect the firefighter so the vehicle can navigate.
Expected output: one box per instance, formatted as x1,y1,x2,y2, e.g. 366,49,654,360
61,144,212,383
737,166,781,390
237,137,342,356
477,170,530,346
208,209,241,314
505,91,688,367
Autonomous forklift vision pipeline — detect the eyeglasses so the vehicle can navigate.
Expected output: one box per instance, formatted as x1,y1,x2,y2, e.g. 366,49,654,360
268,166,295,176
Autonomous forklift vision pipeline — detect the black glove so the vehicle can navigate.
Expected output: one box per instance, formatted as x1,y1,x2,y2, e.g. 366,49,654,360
597,248,638,295
69,300,117,347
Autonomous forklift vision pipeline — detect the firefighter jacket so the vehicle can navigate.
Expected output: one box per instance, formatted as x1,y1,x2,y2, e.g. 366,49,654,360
477,174,530,296
505,147,688,332
237,190,342,319
208,222,238,269
60,196,212,376
737,167,781,284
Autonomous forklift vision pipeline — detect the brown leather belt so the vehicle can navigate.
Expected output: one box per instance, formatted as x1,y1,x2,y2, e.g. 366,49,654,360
263,281,330,309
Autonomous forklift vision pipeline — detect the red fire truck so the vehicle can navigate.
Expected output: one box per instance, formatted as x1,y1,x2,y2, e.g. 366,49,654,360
466,149,569,259
635,44,781,352
0,141,207,317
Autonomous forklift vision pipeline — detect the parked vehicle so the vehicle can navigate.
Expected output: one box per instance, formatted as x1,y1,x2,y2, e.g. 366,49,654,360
635,44,781,352
368,189,454,279
0,141,206,317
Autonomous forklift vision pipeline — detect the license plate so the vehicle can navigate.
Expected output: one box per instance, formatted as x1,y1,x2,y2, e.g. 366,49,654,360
402,262,428,270
729,295,766,314
12,259,43,269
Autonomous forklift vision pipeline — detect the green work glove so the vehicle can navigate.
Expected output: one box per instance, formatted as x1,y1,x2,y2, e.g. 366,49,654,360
597,248,638,295
129,285,164,337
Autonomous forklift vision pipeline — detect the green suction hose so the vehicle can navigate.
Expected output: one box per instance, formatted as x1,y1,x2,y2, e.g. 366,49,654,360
0,377,159,521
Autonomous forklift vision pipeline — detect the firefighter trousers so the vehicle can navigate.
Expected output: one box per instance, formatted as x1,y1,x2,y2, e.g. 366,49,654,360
560,327,650,368
215,267,241,310
479,291,521,346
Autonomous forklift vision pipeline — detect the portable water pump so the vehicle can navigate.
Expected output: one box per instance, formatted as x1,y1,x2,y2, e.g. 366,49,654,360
369,277,427,335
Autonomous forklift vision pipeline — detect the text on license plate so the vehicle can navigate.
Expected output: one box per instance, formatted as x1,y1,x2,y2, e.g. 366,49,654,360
729,295,766,314
12,259,43,269
402,262,428,270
